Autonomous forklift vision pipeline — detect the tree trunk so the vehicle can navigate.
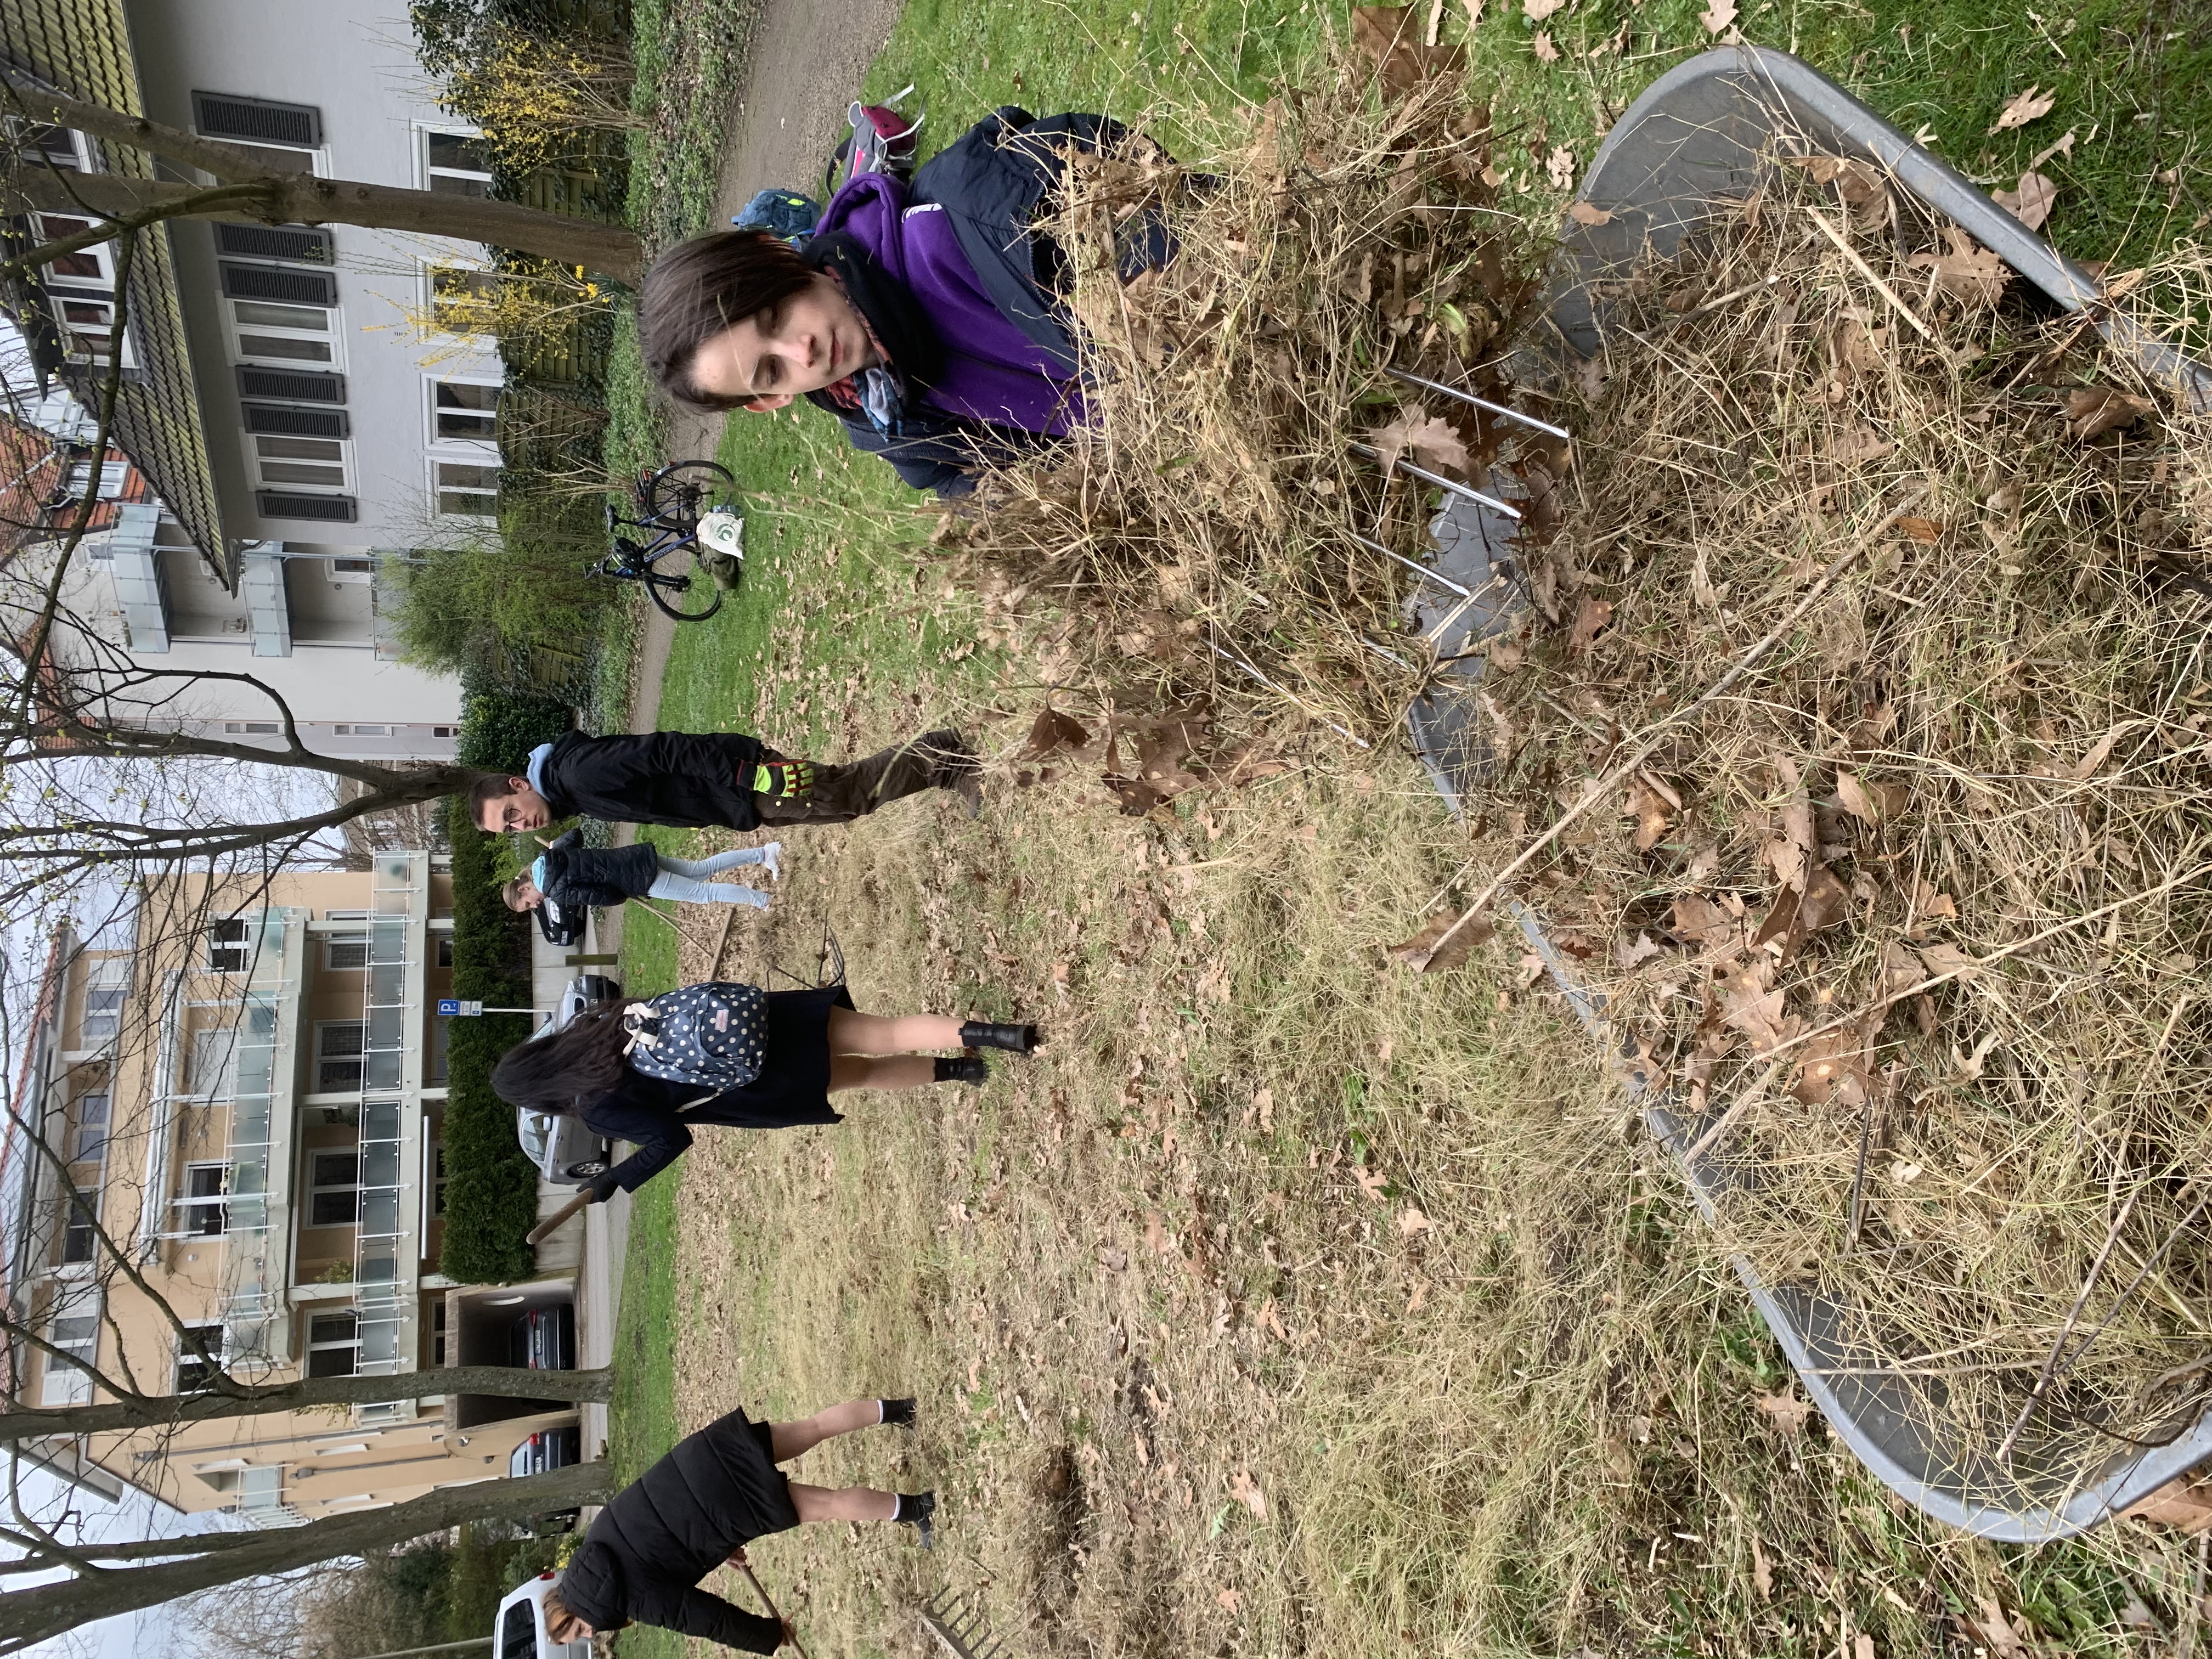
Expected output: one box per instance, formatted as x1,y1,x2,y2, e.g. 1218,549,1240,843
14,169,643,285
0,1461,617,1655
0,1364,615,1443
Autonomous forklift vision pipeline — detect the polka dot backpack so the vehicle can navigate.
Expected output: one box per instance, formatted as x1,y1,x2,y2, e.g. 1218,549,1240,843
621,981,769,1090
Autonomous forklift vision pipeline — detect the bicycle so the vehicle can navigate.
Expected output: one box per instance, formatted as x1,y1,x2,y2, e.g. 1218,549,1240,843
597,459,744,622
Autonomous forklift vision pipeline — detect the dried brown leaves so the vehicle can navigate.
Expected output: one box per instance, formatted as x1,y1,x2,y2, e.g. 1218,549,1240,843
1433,160,2212,1459
943,44,1545,759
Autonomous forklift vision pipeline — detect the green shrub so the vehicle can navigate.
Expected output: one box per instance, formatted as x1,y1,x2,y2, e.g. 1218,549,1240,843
438,793,541,1284
457,682,575,774
377,522,608,695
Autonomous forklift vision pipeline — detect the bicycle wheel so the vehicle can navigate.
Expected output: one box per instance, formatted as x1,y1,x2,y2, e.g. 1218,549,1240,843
644,459,736,529
644,555,724,622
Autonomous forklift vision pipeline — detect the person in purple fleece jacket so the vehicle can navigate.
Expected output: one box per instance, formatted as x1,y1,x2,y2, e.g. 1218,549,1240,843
639,108,1180,496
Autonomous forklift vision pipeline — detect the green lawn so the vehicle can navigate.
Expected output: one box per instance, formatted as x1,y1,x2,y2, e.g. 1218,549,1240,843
605,1172,684,1659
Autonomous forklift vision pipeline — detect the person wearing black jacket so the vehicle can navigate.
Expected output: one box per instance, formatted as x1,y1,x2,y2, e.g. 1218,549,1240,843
489,990,1042,1203
469,726,979,837
541,1399,936,1654
501,829,780,916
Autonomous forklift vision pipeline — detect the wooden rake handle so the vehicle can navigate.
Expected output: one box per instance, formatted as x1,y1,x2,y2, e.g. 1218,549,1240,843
737,1560,808,1659
526,1189,595,1247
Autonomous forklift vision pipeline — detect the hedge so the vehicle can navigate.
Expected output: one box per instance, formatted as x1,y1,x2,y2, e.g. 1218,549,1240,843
437,793,542,1283
455,681,575,775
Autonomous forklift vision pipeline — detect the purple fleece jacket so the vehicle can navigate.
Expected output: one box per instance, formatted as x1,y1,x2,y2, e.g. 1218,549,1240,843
814,172,1081,435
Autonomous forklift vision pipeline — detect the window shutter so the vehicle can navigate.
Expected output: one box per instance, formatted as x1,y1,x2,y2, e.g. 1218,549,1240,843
220,263,335,306
236,366,345,403
256,492,357,523
242,403,348,438
215,223,332,264
192,93,321,147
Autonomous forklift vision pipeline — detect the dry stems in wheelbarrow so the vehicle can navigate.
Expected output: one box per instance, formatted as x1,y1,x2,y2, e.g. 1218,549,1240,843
1430,158,2212,1476
934,40,1559,802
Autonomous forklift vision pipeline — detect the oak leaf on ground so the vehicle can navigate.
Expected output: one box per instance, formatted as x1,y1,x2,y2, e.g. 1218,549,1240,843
1369,405,1472,475
1988,84,2056,134
2068,386,2155,441
1388,909,1493,972
1754,1386,1815,1434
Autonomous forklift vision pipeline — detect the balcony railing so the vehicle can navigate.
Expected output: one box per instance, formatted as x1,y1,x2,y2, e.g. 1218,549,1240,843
353,854,420,1375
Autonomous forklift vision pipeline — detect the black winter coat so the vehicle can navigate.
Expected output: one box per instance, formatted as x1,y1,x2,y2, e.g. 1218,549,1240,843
535,829,660,910
820,109,1175,498
558,1407,797,1652
536,729,768,831
580,1069,842,1203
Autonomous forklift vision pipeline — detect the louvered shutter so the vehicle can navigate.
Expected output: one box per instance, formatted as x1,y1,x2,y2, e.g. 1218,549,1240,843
235,366,346,403
242,403,349,438
215,224,333,264
191,93,321,147
256,492,357,523
220,263,336,306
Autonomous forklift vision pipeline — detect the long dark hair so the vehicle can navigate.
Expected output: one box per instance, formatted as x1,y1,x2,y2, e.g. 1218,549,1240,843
639,230,816,414
491,1003,633,1115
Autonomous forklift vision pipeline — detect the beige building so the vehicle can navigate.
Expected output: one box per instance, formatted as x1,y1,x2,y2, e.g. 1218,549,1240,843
2,854,578,1523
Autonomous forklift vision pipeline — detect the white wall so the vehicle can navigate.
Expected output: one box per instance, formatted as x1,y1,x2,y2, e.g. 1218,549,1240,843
122,0,506,547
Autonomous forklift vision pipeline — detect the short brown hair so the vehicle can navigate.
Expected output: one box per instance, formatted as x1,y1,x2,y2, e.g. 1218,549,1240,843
468,772,521,825
501,877,531,910
639,230,816,414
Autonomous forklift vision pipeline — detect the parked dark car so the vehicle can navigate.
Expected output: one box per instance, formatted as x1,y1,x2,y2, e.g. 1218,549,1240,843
508,1304,575,1370
508,1424,582,1479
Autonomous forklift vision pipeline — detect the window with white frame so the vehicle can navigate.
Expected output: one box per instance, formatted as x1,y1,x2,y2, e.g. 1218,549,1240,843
42,1308,99,1404
64,459,127,501
79,957,128,1040
206,917,251,973
229,298,339,370
426,265,498,336
175,1324,226,1392
430,377,499,442
31,213,136,369
333,724,389,736
71,1092,110,1162
80,986,125,1042
324,936,369,972
329,558,375,584
247,431,349,493
317,1022,366,1092
59,1189,98,1265
433,459,499,518
419,129,493,195
306,1310,360,1378
177,1163,230,1237
224,721,280,735
308,1150,360,1228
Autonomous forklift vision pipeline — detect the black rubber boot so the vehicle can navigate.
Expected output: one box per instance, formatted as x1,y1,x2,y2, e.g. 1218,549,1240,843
878,1397,917,1428
934,1055,989,1087
894,1491,936,1549
958,1021,1039,1054
925,731,984,818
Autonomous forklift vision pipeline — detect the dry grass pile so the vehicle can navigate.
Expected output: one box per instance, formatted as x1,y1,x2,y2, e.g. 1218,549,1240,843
1460,165,2212,1477
938,26,1559,785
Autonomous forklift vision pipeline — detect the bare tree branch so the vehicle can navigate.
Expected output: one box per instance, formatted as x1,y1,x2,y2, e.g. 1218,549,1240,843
0,1462,617,1654
0,1365,614,1443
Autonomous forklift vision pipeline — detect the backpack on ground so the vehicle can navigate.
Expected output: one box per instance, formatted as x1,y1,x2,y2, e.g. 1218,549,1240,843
731,188,821,246
824,84,924,197
622,981,769,1091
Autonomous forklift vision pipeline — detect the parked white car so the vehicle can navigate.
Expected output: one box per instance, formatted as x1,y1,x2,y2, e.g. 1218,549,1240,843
495,1573,590,1659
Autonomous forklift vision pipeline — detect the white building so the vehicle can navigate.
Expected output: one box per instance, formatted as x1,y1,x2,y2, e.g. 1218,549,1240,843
2,0,515,760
